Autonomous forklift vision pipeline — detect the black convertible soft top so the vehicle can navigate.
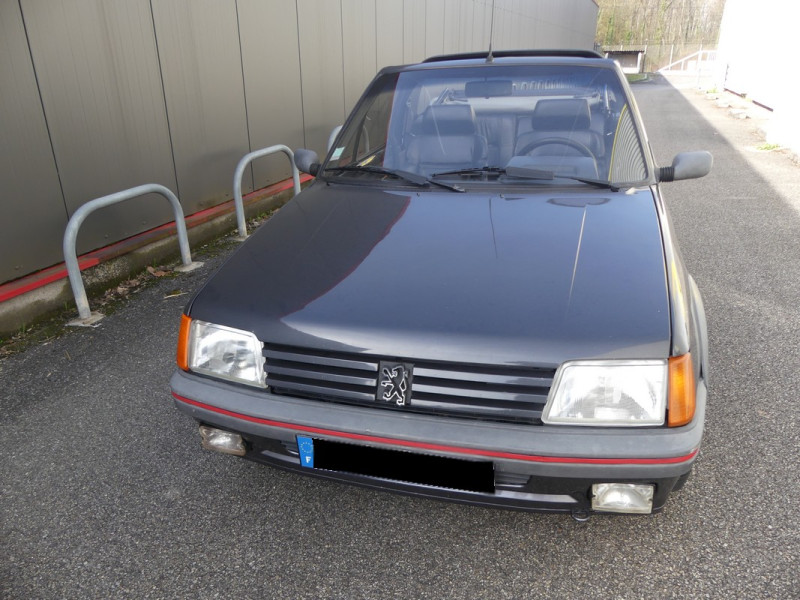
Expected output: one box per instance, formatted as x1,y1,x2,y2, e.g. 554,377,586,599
422,49,603,63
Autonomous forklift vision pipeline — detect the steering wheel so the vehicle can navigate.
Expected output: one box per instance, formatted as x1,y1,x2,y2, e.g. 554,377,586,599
518,137,595,158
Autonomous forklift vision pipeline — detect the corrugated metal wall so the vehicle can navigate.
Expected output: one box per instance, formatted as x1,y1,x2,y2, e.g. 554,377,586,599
0,0,598,284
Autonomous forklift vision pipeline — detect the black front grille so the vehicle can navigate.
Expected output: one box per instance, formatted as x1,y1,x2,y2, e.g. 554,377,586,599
264,344,555,424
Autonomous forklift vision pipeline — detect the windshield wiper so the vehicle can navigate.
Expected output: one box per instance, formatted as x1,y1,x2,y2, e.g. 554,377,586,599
434,164,620,191
552,175,620,192
503,163,621,191
431,166,507,177
324,165,464,192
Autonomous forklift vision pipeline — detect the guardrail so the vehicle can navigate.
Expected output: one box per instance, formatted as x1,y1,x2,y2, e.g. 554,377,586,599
232,145,301,239
63,183,202,326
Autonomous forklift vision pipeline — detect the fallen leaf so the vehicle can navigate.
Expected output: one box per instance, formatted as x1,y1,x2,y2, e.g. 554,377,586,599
147,266,168,277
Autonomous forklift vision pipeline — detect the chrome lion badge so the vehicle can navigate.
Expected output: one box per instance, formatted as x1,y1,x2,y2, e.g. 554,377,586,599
378,362,413,406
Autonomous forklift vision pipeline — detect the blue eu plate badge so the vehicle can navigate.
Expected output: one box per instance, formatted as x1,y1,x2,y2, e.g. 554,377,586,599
297,436,314,468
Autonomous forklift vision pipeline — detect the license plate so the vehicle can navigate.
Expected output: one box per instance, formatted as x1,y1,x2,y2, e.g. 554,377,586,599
296,435,494,493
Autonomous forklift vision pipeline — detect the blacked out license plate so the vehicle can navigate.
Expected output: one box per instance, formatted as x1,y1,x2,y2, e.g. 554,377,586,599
296,436,494,493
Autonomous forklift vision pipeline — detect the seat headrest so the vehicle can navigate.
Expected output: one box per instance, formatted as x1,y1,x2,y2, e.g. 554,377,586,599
421,104,477,135
531,99,591,130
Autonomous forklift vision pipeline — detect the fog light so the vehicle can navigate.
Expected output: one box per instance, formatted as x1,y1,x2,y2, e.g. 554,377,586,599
199,425,246,456
591,483,654,514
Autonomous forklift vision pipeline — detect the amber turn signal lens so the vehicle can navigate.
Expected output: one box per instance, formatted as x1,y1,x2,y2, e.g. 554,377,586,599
668,353,695,427
177,314,192,370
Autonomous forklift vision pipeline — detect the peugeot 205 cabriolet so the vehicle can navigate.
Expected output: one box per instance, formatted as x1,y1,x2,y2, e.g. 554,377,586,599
171,50,712,517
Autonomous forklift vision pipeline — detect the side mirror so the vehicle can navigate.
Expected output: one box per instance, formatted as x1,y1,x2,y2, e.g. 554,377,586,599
294,148,320,176
658,151,713,182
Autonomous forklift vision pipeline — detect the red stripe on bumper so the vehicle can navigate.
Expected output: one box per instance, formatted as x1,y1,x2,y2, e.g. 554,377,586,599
172,393,698,466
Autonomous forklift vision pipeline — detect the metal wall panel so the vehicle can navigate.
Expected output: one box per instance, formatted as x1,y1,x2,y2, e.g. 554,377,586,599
0,1,66,283
151,0,250,215
512,0,527,48
472,0,490,52
237,0,305,190
425,1,445,58
539,0,598,48
297,0,346,155
403,0,426,63
0,0,600,284
342,0,377,113
538,0,565,48
513,0,526,48
20,0,177,256
376,0,403,69
458,0,475,52
498,0,515,50
442,0,461,54
574,0,600,48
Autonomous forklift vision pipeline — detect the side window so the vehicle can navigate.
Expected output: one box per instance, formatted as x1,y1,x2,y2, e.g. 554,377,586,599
329,74,397,168
354,90,393,164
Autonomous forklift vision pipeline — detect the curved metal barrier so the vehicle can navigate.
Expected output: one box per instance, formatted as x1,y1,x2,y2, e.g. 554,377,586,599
63,183,202,326
232,145,301,239
327,125,343,151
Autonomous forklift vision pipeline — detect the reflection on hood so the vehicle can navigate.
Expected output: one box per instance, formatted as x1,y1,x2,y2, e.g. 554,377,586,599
189,184,670,365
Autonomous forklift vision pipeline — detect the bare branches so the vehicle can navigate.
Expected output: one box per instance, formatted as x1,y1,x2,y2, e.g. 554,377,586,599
596,0,726,47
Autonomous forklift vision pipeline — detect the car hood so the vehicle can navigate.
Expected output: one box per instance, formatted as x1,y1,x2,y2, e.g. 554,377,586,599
189,183,670,367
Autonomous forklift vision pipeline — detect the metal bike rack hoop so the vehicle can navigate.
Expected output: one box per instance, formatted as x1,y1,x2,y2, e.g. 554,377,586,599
232,145,302,239
63,183,202,327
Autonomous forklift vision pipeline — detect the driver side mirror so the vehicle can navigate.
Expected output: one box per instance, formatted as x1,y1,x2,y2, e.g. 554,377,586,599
657,151,713,182
294,148,320,176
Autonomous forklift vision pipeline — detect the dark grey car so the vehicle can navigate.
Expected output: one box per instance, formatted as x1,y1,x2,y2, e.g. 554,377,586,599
171,50,711,516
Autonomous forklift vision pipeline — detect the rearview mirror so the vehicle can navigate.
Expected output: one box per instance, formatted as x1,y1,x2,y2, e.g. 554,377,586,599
658,151,713,182
465,80,513,98
294,148,320,176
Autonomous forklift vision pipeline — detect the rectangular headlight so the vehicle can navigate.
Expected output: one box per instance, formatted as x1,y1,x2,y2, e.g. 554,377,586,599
187,320,266,388
542,360,666,426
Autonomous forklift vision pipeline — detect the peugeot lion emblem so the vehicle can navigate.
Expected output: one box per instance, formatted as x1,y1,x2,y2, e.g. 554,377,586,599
378,361,413,406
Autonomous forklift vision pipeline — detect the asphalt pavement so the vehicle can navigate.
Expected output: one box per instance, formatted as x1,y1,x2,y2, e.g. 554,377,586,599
2,74,798,599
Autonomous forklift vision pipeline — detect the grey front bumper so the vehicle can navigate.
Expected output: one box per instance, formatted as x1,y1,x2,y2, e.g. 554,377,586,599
170,369,705,512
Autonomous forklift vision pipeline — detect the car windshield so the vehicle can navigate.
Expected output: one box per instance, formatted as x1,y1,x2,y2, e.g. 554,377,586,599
323,63,648,186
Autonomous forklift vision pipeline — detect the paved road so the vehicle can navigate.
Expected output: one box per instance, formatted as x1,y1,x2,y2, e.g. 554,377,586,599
2,75,799,599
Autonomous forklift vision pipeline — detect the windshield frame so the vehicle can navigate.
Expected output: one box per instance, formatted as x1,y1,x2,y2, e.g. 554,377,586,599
318,60,656,190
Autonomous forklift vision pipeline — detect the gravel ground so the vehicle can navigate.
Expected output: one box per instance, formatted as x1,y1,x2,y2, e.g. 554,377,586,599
1,74,798,599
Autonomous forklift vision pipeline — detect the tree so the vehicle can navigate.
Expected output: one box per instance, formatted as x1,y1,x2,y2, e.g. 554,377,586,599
596,0,726,47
